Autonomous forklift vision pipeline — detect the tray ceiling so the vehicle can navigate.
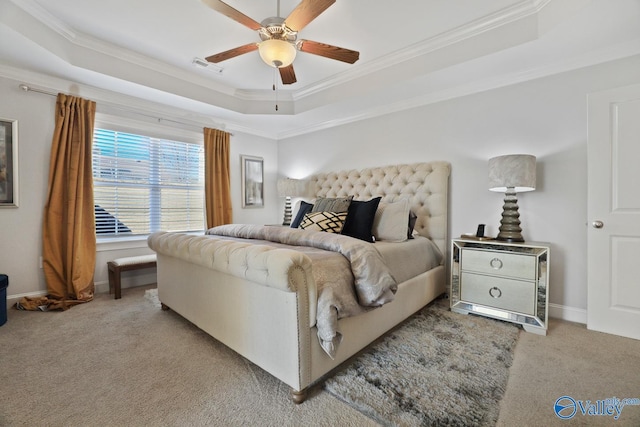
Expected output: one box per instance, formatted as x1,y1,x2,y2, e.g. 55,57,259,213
0,0,639,138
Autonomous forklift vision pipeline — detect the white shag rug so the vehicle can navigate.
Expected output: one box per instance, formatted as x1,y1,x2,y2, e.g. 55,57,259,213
324,300,520,427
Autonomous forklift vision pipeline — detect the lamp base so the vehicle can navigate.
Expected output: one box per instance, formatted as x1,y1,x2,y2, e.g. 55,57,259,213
496,189,525,242
282,196,292,226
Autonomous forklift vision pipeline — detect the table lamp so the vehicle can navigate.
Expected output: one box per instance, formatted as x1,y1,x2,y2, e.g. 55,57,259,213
488,154,536,242
277,178,303,226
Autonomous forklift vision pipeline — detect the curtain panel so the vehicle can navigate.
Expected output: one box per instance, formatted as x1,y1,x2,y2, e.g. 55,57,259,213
41,93,97,309
204,128,232,228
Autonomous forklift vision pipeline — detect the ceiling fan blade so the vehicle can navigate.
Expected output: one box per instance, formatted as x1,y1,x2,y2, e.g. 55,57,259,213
298,40,360,64
279,65,297,85
285,0,335,32
205,43,258,63
200,0,262,30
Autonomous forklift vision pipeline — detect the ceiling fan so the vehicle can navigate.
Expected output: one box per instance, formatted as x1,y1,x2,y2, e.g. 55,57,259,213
201,0,360,85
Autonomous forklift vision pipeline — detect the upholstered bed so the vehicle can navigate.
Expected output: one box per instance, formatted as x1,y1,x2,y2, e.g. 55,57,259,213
147,162,450,403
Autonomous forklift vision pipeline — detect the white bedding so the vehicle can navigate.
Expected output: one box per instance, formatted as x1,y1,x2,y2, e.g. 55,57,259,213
375,236,443,284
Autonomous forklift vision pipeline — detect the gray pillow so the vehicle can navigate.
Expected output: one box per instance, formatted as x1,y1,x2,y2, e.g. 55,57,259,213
311,196,353,213
372,199,410,242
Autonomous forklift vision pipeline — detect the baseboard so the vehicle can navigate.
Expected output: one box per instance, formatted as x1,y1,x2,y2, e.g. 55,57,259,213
95,272,156,294
6,277,156,309
95,280,110,294
6,290,48,310
549,303,587,324
7,288,587,325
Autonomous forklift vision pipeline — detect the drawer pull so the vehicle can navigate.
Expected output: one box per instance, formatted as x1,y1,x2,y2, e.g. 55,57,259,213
489,287,502,298
490,258,503,269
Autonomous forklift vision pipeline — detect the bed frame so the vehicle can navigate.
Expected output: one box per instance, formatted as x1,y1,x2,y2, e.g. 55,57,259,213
148,162,450,403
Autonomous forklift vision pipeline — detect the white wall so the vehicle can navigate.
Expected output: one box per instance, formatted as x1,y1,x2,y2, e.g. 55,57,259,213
0,74,279,302
0,77,53,303
3,54,639,318
278,55,640,319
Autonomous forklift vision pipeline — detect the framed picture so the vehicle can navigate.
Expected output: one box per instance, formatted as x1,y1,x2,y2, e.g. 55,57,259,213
241,155,264,208
0,118,18,207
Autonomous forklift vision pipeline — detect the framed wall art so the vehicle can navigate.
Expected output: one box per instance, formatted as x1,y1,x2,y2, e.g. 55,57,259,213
0,118,18,207
241,155,264,208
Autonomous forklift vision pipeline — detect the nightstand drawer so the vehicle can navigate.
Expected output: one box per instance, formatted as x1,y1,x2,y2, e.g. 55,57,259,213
460,249,536,280
460,273,536,315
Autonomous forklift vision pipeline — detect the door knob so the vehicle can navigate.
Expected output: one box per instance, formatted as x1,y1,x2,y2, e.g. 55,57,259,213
592,220,604,229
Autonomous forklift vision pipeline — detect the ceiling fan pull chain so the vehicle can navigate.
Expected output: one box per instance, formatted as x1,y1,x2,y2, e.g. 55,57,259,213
273,68,279,111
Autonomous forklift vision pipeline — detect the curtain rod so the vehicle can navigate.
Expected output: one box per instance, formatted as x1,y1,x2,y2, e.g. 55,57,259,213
19,84,57,96
18,83,232,135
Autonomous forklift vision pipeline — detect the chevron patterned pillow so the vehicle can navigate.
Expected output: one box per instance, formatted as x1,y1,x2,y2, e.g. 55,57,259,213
299,211,348,233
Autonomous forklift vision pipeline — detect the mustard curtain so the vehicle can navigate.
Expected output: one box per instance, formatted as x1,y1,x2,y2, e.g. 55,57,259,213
41,93,97,308
204,128,232,228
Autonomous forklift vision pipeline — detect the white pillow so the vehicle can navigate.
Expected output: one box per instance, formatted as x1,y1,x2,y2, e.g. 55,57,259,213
372,199,410,242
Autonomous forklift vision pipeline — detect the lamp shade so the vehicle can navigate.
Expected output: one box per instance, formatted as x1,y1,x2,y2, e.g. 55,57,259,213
258,39,297,68
488,154,536,193
277,178,302,197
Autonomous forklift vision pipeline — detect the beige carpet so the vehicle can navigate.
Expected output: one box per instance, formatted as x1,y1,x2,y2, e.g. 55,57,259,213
1,285,639,426
497,315,640,426
1,286,374,426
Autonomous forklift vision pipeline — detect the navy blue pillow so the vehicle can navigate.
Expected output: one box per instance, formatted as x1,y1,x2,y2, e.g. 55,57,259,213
408,210,417,239
291,201,313,228
341,197,382,242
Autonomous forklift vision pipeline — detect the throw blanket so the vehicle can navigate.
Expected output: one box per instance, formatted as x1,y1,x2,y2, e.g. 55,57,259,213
206,224,398,357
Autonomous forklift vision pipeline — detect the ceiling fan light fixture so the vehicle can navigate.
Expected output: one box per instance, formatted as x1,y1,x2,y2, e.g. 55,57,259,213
258,39,297,68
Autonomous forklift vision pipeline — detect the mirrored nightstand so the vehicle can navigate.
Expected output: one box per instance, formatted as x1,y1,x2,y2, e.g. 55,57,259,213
450,238,550,335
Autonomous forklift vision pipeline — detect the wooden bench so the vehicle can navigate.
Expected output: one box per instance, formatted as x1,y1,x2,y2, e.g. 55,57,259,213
107,254,157,299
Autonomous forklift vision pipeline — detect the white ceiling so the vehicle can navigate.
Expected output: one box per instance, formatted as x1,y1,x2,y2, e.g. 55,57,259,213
1,0,639,138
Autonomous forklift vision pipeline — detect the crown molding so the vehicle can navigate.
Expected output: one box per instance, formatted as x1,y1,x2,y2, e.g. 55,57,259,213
6,0,294,111
8,0,235,96
291,0,551,101
6,0,636,141
277,41,640,139
0,63,278,139
9,0,77,40
234,88,295,102
4,42,638,143
9,0,552,107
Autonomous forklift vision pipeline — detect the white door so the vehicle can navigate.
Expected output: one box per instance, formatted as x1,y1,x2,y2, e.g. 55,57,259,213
587,83,640,340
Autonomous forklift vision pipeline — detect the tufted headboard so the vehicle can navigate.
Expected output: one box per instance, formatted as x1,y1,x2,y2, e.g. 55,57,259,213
308,162,450,256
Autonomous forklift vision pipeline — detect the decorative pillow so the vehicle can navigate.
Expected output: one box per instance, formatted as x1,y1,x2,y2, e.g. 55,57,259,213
408,210,418,239
291,200,313,228
311,196,353,213
341,197,382,242
299,211,348,233
372,199,411,242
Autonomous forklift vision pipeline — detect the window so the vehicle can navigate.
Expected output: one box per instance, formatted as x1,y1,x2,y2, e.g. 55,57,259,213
92,128,204,236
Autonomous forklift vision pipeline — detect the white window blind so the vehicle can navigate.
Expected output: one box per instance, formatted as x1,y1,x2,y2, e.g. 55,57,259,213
92,128,205,236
